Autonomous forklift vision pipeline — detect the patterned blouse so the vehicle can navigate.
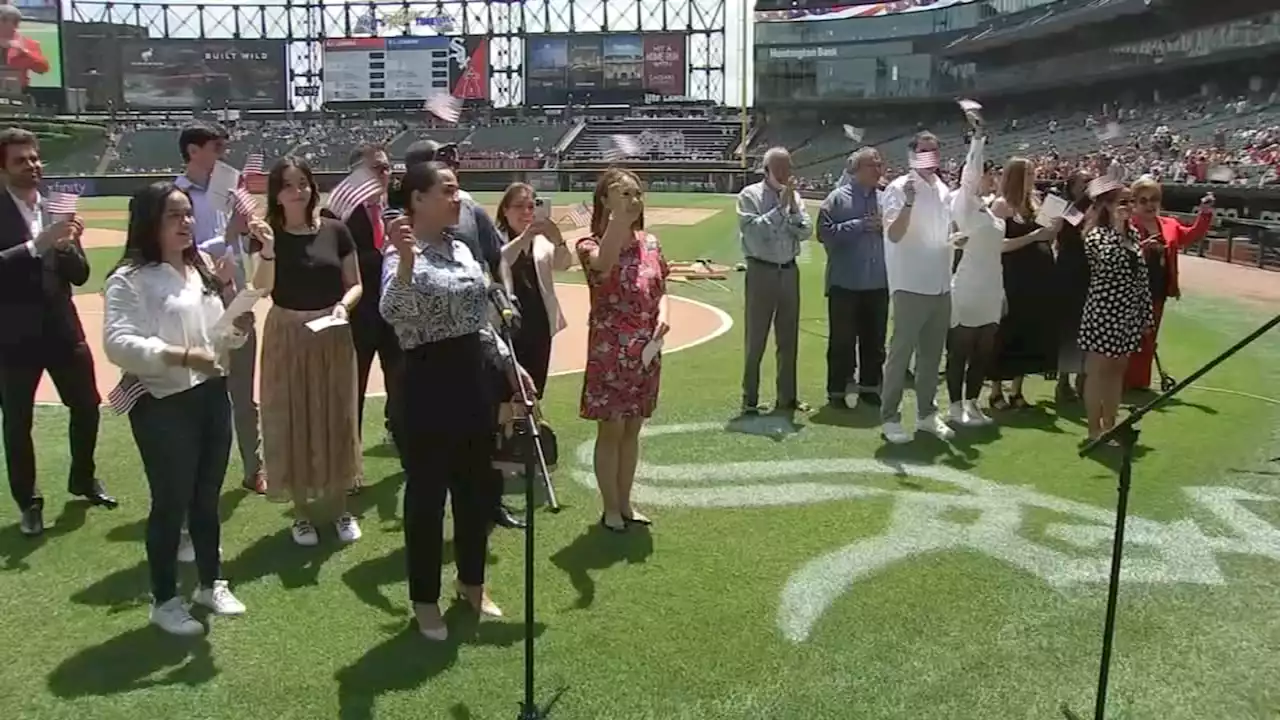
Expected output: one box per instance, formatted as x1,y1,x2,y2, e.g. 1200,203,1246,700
379,232,510,366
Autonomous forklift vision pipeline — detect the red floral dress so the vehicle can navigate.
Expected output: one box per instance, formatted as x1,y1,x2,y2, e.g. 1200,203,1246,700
576,232,669,421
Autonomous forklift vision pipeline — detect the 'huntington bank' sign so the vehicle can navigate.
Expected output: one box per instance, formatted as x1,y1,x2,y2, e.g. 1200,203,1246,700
766,46,841,60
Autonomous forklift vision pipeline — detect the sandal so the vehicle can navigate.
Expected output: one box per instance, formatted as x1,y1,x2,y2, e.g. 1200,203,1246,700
599,514,628,534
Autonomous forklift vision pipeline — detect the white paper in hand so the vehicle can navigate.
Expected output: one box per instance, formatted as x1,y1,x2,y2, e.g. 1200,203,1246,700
305,315,350,333
214,288,266,333
641,336,664,368
209,161,241,210
1035,194,1069,227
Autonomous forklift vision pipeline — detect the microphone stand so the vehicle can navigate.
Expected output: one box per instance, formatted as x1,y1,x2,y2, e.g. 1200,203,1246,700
1063,312,1280,720
492,308,565,720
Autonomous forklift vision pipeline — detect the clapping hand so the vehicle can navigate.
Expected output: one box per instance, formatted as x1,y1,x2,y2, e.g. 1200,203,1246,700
33,220,74,254
903,179,917,204
248,219,274,255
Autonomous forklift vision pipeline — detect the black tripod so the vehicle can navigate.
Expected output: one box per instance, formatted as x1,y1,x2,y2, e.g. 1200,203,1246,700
1063,312,1280,720
491,311,565,720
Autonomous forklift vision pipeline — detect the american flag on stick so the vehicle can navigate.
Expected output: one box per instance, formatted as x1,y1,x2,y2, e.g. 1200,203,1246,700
231,186,259,219
45,191,78,216
107,375,147,415
326,168,382,221
603,134,642,163
242,153,265,175
563,201,591,229
908,150,939,170
425,92,462,123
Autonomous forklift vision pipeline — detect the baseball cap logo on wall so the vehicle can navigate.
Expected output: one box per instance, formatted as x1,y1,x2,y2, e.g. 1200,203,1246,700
909,151,939,170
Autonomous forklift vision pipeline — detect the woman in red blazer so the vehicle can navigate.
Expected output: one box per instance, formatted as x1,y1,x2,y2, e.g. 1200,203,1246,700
1126,177,1214,390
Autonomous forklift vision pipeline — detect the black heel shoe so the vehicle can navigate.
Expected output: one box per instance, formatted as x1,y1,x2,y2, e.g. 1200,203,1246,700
599,514,627,533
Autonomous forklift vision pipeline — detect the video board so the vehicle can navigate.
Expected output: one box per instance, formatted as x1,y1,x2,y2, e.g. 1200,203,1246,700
119,39,288,109
525,33,686,106
322,35,488,102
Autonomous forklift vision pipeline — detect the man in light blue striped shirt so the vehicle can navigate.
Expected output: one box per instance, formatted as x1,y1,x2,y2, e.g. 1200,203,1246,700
176,123,263,497
736,146,812,415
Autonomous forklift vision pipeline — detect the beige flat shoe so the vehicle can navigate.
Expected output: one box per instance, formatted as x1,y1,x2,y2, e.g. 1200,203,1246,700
414,602,448,641
456,583,504,618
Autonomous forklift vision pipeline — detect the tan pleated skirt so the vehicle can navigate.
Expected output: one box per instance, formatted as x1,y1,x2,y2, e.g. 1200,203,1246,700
260,305,362,504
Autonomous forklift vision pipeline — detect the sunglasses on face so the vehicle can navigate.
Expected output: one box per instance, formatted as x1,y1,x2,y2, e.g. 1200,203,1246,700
1114,199,1133,208
1135,195,1159,205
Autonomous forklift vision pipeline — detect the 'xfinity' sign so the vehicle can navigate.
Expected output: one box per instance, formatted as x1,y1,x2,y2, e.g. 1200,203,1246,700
767,46,840,60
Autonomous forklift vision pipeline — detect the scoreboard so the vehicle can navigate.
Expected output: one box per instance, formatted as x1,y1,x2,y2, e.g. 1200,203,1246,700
322,36,454,101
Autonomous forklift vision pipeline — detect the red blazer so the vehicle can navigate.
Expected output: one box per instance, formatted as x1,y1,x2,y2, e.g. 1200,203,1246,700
1133,211,1212,300
4,35,49,88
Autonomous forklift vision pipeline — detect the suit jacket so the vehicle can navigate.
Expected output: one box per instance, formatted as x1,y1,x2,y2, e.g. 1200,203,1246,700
0,191,90,360
320,205,383,322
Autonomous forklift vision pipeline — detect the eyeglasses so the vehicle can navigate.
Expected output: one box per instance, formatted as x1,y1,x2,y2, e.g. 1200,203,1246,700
1114,199,1134,208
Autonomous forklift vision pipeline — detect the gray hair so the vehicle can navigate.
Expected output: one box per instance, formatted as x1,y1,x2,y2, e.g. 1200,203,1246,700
0,5,22,21
763,146,791,168
847,147,879,173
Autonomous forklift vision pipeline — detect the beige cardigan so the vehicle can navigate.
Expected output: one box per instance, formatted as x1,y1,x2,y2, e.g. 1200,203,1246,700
503,233,572,335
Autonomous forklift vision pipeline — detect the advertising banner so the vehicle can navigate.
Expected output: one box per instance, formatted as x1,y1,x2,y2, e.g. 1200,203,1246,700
525,32,687,105
119,39,287,109
324,35,487,102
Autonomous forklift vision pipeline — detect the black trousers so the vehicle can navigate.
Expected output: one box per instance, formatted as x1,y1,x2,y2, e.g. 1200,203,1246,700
129,378,231,603
401,430,497,604
825,287,890,397
0,341,101,510
513,323,552,398
352,307,403,439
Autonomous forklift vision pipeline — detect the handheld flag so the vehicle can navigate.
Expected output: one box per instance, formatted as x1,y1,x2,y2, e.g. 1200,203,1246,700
45,191,79,216
908,150,939,170
326,168,382,222
564,201,591,228
107,375,147,415
425,92,462,123
842,124,864,143
242,153,265,175
603,134,642,163
231,187,259,218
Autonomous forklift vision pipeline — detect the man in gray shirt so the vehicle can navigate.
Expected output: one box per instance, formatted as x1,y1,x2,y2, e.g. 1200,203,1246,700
736,146,812,415
817,147,887,409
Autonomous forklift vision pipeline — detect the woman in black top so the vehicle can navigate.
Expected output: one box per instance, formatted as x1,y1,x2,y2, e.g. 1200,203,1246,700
1053,170,1092,402
495,182,572,396
988,158,1062,409
251,156,364,547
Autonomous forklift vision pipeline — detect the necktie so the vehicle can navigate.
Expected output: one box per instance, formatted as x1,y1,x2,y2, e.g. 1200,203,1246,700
368,203,385,251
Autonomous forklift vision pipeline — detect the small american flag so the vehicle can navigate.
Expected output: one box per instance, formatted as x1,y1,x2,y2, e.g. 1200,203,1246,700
242,153,265,174
1096,121,1123,142
908,150,939,170
231,186,258,218
564,201,591,229
46,191,78,216
424,92,462,123
842,124,864,143
326,168,383,221
106,374,147,415
603,134,642,163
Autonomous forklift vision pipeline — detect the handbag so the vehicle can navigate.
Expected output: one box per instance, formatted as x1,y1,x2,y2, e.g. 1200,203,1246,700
493,399,558,471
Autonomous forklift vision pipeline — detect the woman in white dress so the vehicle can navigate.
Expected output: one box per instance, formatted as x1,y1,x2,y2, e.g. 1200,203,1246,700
946,121,1005,427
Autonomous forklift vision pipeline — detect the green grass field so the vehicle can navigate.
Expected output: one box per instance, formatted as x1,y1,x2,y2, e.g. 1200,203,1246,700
3,193,1279,719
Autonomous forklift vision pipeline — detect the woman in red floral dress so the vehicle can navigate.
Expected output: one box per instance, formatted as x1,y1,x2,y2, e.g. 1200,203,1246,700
576,168,670,533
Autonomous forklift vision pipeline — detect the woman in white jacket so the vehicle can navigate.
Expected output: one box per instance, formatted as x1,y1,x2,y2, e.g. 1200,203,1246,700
496,182,573,396
946,121,1005,427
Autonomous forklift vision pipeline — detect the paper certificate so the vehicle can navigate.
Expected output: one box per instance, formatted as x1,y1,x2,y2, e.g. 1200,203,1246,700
305,315,350,333
641,336,665,368
1036,194,1069,227
214,288,266,333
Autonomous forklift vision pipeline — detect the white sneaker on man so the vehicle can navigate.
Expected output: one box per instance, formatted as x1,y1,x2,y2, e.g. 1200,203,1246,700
336,513,362,544
882,421,912,444
193,580,246,616
964,400,994,426
291,519,319,546
150,597,204,636
918,413,956,440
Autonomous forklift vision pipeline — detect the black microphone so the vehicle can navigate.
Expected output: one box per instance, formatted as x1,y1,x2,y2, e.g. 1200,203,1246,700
487,284,522,332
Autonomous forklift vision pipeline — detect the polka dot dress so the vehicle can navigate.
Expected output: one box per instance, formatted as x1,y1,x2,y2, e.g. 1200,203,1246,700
1078,225,1154,358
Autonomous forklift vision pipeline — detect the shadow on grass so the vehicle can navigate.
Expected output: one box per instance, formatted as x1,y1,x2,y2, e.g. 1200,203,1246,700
1123,388,1219,416
550,523,653,609
46,626,215,698
341,539,499,618
873,433,979,471
725,413,804,440
809,401,881,430
334,604,542,720
105,484,259,545
0,500,89,572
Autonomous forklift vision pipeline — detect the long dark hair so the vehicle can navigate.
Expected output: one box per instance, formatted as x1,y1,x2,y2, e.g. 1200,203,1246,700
113,181,220,296
265,155,318,232
402,160,451,222
495,182,534,239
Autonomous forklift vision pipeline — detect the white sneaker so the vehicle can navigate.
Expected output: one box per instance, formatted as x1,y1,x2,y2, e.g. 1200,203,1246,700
193,580,246,616
150,597,204,636
177,531,195,563
946,403,967,426
918,413,956,441
336,513,362,544
964,400,994,426
291,519,319,547
882,421,912,444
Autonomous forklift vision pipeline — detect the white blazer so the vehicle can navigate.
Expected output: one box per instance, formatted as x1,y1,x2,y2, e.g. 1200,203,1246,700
508,233,572,336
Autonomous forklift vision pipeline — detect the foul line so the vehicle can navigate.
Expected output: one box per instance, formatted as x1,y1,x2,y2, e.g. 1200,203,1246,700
1187,385,1280,405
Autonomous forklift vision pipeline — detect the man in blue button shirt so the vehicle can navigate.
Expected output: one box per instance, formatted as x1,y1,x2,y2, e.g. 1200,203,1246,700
174,122,264,496
817,147,887,409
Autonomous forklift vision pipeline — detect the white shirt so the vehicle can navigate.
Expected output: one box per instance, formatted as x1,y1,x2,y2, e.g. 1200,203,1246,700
10,188,45,257
103,260,245,399
880,170,954,295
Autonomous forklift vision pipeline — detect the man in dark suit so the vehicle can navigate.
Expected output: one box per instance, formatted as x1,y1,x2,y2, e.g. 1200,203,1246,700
322,143,401,461
0,128,115,537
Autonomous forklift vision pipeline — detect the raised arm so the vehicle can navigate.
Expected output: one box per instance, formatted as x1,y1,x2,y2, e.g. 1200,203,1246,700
379,248,432,327
1172,206,1212,248
951,133,986,225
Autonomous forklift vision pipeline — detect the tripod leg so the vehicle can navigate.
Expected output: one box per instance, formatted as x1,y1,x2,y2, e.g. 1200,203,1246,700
540,464,560,513
1092,425,1138,720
